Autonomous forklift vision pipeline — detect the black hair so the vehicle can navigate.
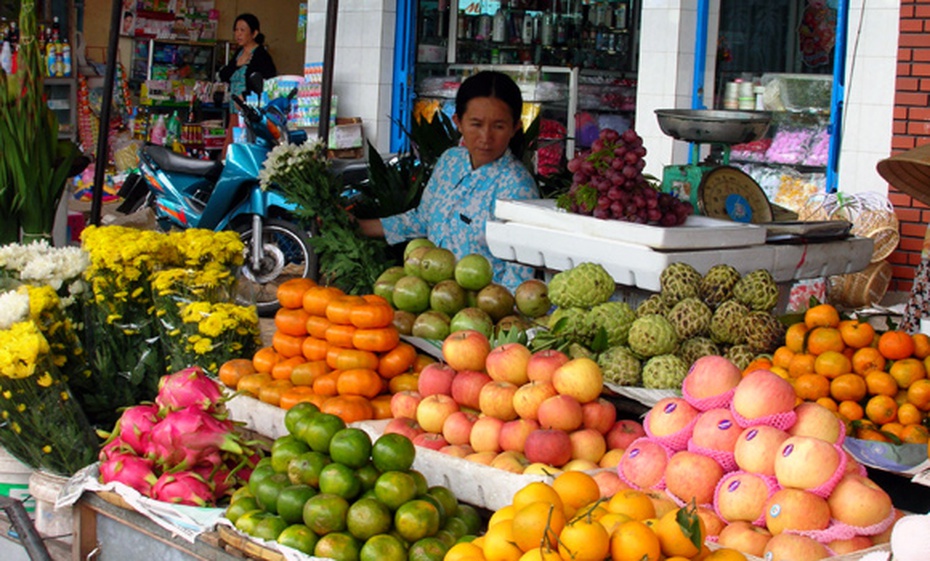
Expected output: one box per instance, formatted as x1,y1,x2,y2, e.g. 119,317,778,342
235,13,265,45
455,71,525,158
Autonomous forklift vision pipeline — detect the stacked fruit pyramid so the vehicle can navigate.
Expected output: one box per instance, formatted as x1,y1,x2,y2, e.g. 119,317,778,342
611,355,899,559
773,303,930,445
225,404,483,560
385,328,643,477
218,278,428,422
533,261,785,388
374,239,551,341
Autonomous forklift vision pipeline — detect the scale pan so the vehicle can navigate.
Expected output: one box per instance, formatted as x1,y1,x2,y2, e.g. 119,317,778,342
655,109,772,145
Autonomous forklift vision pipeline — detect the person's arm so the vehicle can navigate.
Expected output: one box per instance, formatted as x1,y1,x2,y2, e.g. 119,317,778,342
356,218,384,238
217,48,241,83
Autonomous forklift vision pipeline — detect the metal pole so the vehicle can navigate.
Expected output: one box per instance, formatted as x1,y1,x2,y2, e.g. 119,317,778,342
89,0,122,225
0,496,52,561
318,0,339,145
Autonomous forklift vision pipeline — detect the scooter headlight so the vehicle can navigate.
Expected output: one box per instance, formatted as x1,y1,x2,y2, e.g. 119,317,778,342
267,120,283,142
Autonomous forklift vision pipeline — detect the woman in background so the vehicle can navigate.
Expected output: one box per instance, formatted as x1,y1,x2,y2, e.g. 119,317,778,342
218,13,276,150
356,71,539,291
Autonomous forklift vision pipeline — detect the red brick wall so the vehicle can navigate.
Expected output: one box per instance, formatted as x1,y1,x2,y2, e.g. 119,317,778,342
888,1,930,293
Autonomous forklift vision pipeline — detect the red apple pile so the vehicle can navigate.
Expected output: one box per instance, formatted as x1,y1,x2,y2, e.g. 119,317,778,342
614,355,902,559
384,329,645,475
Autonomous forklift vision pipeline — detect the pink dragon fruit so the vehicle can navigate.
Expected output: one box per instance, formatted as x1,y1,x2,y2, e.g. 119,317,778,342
155,366,225,413
113,404,161,455
99,437,132,461
99,453,158,497
147,405,242,471
152,471,215,507
193,462,234,498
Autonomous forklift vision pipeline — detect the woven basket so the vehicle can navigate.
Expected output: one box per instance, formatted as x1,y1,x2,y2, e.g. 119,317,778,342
831,260,893,308
798,193,899,263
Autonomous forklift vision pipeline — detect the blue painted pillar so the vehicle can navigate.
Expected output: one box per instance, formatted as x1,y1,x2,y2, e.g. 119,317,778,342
827,0,849,193
391,0,417,153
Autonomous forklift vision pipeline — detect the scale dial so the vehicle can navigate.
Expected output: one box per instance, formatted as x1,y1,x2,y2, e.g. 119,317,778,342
698,166,773,224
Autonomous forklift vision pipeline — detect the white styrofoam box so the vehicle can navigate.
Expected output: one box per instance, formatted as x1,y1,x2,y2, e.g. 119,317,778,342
487,220,874,291
769,237,874,279
605,385,679,409
486,220,774,291
226,392,287,440
494,198,768,250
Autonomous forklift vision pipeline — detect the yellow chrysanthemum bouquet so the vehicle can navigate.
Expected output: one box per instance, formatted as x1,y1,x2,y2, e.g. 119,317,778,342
0,288,98,476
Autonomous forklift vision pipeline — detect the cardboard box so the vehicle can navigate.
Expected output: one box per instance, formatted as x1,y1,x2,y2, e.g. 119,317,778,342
328,117,363,150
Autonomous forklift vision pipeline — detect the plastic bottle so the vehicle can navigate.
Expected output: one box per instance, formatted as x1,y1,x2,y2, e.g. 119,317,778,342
492,0,507,43
151,114,167,145
46,41,56,77
61,39,71,77
166,111,182,145
0,41,10,74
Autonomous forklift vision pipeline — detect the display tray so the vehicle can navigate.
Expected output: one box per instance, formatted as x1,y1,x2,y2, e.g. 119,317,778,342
765,220,854,244
486,220,873,291
603,384,680,409
493,199,768,250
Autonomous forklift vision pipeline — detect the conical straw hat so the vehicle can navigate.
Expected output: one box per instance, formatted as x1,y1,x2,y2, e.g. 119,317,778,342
876,143,930,207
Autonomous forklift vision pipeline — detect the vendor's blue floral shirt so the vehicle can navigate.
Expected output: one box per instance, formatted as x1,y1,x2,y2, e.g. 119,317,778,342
382,146,539,291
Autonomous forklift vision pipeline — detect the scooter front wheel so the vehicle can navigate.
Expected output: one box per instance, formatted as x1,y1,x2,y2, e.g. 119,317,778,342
234,218,317,316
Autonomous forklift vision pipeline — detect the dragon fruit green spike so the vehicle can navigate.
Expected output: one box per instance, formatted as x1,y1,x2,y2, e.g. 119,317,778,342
156,366,225,412
99,453,158,497
152,471,214,507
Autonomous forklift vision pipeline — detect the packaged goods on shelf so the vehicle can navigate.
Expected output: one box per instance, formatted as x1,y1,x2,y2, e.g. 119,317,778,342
760,73,832,113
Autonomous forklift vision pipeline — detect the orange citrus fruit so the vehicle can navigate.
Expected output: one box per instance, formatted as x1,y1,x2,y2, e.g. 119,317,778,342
907,378,930,411
839,320,876,349
704,548,749,561
558,517,610,561
512,482,564,513
772,347,795,369
606,489,656,522
814,350,852,378
807,327,845,355
785,323,809,353
878,331,916,360
794,373,831,401
901,424,930,444
805,304,841,328
815,396,838,411
598,512,633,536
865,370,899,397
897,402,924,426
865,394,898,425
838,400,864,421
518,547,562,561
489,505,516,527
609,520,661,561
890,358,927,389
852,347,886,374
654,507,705,559
552,472,600,518
512,501,566,552
483,520,524,561
830,373,867,402
788,353,816,378
913,333,930,359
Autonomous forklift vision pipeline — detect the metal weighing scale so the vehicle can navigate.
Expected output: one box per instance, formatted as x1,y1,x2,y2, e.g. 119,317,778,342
655,109,776,224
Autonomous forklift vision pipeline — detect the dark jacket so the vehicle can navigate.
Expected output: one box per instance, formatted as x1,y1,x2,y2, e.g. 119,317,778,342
218,45,277,95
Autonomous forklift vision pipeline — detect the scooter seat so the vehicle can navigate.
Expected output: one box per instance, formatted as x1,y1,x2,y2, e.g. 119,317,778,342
144,144,223,178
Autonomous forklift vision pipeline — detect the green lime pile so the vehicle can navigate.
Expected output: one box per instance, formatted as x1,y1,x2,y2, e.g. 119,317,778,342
225,402,484,561
374,238,551,342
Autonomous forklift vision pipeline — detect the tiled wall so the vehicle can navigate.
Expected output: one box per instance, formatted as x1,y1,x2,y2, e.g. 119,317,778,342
304,0,397,153
888,0,930,292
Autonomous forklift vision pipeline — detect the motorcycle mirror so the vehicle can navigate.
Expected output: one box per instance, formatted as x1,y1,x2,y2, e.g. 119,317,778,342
248,72,265,94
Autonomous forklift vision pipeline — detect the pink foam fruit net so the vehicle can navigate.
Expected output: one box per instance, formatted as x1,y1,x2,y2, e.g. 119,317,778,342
687,440,738,472
682,385,735,412
729,403,797,431
643,409,699,452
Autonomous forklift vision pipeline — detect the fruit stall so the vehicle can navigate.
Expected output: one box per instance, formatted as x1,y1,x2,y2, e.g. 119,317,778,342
3,124,930,561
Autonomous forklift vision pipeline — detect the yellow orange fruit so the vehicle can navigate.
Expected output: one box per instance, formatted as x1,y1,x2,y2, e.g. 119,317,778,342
552,471,600,518
807,327,845,355
865,370,898,397
814,351,852,379
785,323,809,354
830,373,867,402
609,520,661,561
839,320,876,349
607,489,656,522
654,508,705,559
865,394,898,425
794,373,831,401
878,331,916,360
890,358,927,389
805,304,841,329
852,347,886,375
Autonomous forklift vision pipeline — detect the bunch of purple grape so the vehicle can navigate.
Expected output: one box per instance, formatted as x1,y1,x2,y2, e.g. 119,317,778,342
558,128,693,226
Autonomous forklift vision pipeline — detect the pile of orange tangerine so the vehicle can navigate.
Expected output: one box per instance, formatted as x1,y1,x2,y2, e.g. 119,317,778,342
444,471,744,561
763,303,930,444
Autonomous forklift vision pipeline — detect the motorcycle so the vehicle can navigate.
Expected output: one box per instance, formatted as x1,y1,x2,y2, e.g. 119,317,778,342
119,77,318,315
